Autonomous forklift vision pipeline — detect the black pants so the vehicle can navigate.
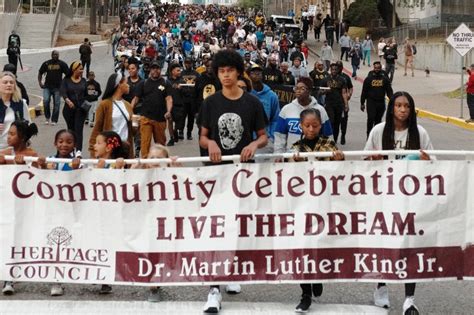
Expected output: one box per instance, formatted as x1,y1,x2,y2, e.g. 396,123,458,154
385,63,395,82
314,27,321,40
340,47,350,61
366,100,386,137
378,283,416,297
300,283,323,297
8,54,18,72
340,109,349,138
325,104,343,143
81,59,91,77
467,93,474,119
183,101,196,136
63,105,87,151
302,29,308,40
172,104,186,133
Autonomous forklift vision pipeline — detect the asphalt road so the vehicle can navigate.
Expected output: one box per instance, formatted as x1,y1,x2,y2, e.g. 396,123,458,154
1,43,474,314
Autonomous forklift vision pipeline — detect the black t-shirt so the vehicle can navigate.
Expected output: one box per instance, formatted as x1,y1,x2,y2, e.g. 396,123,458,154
340,72,353,90
123,77,143,103
167,76,185,106
60,77,87,107
322,75,347,108
200,91,267,156
39,59,70,89
181,69,200,101
309,69,329,87
136,77,172,122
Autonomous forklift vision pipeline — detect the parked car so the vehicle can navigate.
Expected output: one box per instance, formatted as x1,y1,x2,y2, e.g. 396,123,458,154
271,15,302,43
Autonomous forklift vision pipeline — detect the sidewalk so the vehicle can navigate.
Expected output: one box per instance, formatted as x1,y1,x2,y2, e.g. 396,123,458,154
304,36,474,131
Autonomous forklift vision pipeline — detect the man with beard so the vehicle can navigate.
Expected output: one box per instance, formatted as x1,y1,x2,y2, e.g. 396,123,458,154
131,61,173,157
38,50,70,126
263,56,283,85
360,61,393,137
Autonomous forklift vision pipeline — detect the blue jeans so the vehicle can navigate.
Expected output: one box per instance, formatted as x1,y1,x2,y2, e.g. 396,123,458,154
363,49,371,65
43,88,61,123
352,64,358,77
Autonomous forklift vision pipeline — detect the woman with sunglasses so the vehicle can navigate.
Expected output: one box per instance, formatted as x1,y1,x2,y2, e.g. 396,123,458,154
60,61,88,152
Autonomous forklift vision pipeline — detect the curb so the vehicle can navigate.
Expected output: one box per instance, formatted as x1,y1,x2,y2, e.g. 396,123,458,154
308,45,474,132
416,109,474,131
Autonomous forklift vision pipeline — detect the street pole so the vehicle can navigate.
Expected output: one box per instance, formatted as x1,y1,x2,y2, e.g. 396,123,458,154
461,55,464,118
392,0,396,29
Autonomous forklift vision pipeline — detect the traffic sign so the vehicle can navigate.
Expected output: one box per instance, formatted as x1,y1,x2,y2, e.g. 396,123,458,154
446,23,474,56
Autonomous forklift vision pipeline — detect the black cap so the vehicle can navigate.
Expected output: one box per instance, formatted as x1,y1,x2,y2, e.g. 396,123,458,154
150,61,161,68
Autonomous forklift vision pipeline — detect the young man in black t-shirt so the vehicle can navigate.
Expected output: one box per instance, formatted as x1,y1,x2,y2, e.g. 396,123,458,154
131,61,173,157
199,49,268,314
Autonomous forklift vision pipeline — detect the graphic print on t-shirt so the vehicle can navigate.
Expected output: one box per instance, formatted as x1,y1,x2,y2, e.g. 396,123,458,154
218,113,244,150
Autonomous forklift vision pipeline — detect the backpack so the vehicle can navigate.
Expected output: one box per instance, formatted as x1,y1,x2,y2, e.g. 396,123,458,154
412,45,417,55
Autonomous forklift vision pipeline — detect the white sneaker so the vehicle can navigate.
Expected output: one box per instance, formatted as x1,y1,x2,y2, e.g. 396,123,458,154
225,283,241,294
203,288,222,313
403,296,420,315
44,120,50,125
50,284,64,296
373,285,390,308
51,122,57,126
2,281,14,295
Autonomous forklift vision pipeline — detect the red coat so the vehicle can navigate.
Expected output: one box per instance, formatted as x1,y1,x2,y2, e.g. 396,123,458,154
467,70,474,94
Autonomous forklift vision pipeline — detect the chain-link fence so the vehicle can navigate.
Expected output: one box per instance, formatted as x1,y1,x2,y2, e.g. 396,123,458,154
388,22,473,44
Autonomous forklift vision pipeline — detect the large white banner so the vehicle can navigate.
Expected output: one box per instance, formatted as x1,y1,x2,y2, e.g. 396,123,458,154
1,161,473,285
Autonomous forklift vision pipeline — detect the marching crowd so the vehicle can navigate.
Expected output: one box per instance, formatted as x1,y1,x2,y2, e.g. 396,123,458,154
0,3,445,315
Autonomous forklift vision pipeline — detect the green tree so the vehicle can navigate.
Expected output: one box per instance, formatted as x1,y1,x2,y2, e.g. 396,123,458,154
345,0,380,28
239,0,262,11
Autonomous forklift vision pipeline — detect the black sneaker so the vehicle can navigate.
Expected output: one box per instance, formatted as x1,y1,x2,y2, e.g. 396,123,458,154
178,130,184,140
312,283,323,297
167,139,175,146
187,135,193,140
295,294,311,313
85,119,89,125
99,284,112,294
341,135,346,145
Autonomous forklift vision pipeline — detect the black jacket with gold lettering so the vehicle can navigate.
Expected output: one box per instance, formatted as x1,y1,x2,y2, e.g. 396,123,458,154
360,71,393,104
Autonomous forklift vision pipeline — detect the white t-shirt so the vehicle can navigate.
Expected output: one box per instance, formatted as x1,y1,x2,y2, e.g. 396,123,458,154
112,100,129,142
364,122,434,158
0,99,31,150
378,42,386,57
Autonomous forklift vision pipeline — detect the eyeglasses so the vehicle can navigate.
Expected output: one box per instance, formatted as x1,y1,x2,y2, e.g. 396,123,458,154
293,86,309,92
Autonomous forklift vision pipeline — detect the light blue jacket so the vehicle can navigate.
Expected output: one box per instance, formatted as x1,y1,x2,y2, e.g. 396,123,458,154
251,84,280,141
